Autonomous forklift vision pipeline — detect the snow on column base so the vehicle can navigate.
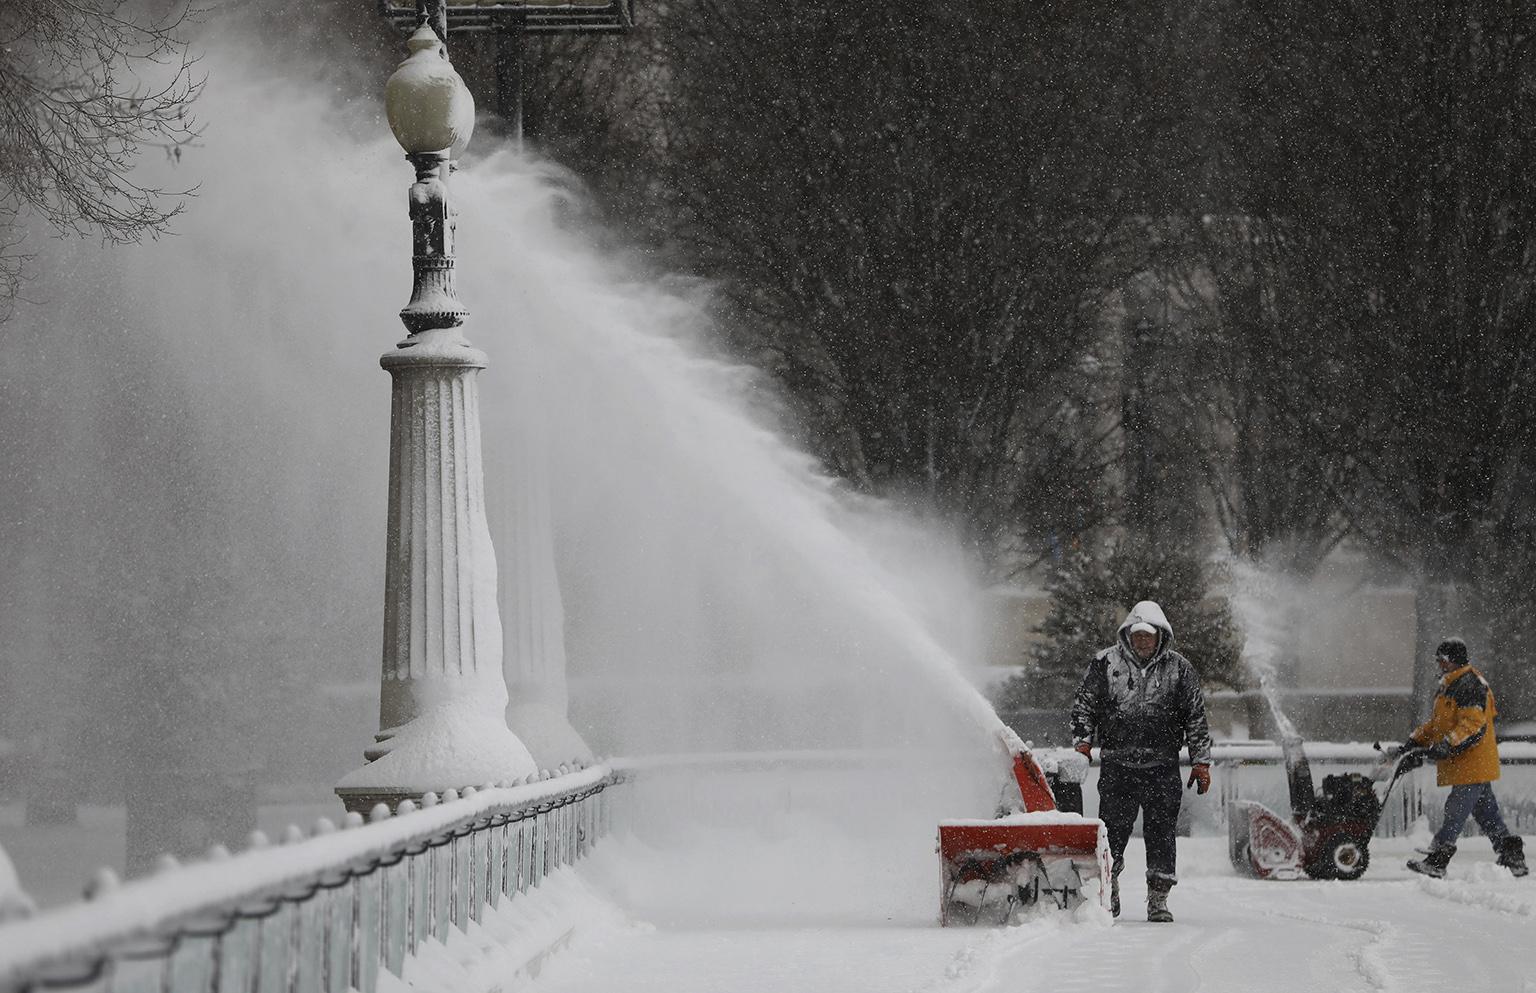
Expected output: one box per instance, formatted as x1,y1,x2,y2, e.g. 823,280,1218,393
0,842,34,923
507,703,594,769
336,706,538,813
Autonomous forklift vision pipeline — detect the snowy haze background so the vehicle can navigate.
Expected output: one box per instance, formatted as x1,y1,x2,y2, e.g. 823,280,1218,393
0,7,996,901
4,11,1536,992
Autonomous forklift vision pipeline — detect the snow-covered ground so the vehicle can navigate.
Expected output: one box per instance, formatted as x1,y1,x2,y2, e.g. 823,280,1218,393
509,831,1534,993
4,782,1532,993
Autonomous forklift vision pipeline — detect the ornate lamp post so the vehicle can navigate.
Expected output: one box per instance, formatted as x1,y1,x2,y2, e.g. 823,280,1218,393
336,15,537,814
368,0,634,769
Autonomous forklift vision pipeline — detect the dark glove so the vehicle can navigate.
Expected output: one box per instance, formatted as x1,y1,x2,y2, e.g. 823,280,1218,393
1187,763,1211,795
1427,739,1453,760
1074,741,1094,762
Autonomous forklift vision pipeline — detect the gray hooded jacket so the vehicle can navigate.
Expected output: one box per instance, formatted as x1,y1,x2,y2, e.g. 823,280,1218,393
1069,600,1213,769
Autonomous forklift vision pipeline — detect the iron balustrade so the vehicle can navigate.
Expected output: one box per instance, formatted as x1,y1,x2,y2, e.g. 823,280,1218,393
540,748,1536,858
0,766,626,993
1206,739,1536,838
613,744,1536,841
1025,741,1536,838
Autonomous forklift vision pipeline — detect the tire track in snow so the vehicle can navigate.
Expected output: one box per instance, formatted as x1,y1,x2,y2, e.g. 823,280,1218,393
1150,874,1454,993
943,913,1212,993
1414,877,1534,918
944,880,1364,993
925,920,1062,993
1144,922,1204,993
1224,877,1531,993
1248,907,1401,993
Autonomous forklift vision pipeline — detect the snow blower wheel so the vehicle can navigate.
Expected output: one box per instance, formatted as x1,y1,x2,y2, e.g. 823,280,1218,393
1307,836,1370,881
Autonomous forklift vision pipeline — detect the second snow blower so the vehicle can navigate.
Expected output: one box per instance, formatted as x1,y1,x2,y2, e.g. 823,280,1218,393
1227,737,1424,881
938,746,1111,924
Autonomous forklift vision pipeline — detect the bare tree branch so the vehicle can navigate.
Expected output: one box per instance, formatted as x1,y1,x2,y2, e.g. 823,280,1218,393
0,0,204,312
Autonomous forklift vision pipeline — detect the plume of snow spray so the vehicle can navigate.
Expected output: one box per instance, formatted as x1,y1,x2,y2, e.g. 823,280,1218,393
1226,558,1300,740
5,18,1009,916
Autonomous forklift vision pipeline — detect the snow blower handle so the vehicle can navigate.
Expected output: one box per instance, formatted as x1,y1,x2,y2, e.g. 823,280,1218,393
1373,741,1427,780
1394,744,1428,773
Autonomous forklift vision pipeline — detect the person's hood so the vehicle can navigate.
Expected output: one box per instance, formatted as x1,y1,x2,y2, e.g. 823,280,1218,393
1118,599,1174,662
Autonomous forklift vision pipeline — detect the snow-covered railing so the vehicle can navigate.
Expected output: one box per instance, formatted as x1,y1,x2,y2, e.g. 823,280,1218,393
1208,740,1536,837
613,742,1536,841
0,764,625,993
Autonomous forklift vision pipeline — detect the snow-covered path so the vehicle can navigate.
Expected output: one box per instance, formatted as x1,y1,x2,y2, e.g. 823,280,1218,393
981,855,1535,993
524,836,1534,993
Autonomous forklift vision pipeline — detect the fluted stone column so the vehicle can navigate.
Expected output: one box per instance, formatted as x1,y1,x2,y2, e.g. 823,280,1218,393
487,376,592,768
337,20,535,813
336,331,537,813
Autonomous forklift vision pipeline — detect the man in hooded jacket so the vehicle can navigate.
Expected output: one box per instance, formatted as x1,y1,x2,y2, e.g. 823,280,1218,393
1071,600,1213,922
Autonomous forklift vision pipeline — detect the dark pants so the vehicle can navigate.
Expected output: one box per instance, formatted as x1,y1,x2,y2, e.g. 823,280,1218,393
1432,782,1511,848
1098,763,1183,889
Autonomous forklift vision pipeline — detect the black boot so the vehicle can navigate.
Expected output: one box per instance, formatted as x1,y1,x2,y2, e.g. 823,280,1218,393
1146,880,1173,923
1496,836,1528,878
1407,844,1456,879
1110,857,1123,918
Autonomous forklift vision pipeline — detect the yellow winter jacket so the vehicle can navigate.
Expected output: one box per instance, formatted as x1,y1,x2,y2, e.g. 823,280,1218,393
1409,664,1500,786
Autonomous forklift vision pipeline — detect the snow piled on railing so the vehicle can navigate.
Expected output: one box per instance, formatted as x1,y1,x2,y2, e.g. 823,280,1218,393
0,765,614,985
1210,741,1536,763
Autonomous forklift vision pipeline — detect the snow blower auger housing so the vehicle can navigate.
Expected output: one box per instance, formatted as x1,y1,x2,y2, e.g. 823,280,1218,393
938,749,1111,925
1227,738,1425,881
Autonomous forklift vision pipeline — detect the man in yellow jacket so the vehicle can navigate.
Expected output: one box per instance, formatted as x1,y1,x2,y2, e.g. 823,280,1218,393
1402,637,1527,879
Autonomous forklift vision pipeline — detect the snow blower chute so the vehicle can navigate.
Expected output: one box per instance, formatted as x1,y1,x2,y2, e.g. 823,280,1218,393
1227,737,1424,881
938,746,1111,924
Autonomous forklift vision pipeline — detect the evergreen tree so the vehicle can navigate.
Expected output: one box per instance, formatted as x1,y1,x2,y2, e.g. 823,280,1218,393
995,538,1246,719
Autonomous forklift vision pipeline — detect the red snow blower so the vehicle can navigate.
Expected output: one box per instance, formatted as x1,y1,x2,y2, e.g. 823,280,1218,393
1227,737,1424,881
938,748,1111,924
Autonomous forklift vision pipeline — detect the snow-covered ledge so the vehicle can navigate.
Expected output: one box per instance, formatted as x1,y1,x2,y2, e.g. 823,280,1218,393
0,766,623,993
